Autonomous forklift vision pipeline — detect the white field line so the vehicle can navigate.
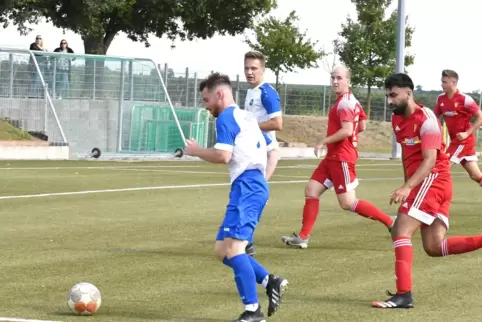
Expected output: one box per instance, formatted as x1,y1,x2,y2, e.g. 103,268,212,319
0,180,304,200
0,175,470,201
0,318,62,322
0,165,201,170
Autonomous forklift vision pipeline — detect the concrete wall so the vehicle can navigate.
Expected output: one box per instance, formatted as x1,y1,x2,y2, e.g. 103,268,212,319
0,98,161,155
0,146,69,160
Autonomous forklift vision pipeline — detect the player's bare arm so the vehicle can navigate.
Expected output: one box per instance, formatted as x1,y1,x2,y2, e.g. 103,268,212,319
185,138,232,164
401,149,408,183
259,116,282,131
358,120,366,132
322,121,353,145
391,148,437,205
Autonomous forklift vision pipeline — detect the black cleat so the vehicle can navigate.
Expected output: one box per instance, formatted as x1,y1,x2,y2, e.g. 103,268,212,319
245,243,256,257
266,274,289,316
371,290,414,309
232,306,266,322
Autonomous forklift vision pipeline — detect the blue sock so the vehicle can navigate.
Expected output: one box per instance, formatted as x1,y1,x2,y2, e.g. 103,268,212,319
228,254,258,305
223,257,245,298
248,256,270,285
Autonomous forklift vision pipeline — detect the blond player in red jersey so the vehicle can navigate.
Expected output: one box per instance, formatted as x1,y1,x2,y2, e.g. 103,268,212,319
434,69,482,186
372,73,482,309
280,66,394,248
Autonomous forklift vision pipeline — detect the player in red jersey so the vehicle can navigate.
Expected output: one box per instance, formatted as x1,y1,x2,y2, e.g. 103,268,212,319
280,66,394,248
434,70,482,186
372,73,482,309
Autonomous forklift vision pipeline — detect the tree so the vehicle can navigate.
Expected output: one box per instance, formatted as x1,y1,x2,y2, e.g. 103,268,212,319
415,85,423,92
245,10,324,90
333,0,414,119
321,49,339,106
1,0,277,55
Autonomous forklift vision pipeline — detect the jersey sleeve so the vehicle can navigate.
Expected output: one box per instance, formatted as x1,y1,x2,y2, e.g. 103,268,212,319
337,98,356,123
214,111,241,152
260,84,281,119
420,114,442,151
464,94,480,116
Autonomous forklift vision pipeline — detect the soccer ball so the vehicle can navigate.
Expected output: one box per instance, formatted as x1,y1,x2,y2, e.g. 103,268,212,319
67,282,102,315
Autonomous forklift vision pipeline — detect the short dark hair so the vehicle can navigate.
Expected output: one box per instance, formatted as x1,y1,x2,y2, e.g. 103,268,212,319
384,73,414,90
244,51,266,66
442,69,458,81
199,72,232,92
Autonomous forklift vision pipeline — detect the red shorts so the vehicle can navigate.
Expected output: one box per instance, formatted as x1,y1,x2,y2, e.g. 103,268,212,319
398,172,452,228
445,141,477,164
311,159,359,194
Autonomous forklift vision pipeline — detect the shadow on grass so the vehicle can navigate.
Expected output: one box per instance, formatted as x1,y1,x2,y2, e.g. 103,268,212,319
53,309,227,321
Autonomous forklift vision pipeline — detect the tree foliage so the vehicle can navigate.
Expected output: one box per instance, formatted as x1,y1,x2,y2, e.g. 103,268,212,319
1,0,277,54
333,0,414,118
246,10,324,90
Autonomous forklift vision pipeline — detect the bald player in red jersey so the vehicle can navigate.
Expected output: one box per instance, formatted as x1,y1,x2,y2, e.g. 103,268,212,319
280,66,394,249
434,69,482,186
372,73,482,309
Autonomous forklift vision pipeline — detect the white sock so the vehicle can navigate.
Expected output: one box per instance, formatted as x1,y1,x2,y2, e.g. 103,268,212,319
261,275,269,288
245,303,259,312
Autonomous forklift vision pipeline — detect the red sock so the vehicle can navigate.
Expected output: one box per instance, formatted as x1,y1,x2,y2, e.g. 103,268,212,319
441,235,482,256
299,198,319,239
351,200,394,227
478,175,482,187
393,236,413,294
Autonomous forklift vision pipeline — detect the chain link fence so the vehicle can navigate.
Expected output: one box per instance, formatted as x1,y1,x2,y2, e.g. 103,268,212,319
2,48,482,155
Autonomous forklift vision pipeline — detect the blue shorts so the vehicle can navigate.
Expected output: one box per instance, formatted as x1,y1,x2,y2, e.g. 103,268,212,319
216,170,269,241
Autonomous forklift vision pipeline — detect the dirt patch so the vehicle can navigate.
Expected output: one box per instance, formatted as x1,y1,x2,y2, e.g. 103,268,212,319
278,115,393,150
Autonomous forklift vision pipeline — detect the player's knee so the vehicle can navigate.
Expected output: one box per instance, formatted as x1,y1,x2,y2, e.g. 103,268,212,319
469,172,481,182
422,241,443,257
223,238,248,259
339,201,352,211
214,241,226,261
305,181,323,198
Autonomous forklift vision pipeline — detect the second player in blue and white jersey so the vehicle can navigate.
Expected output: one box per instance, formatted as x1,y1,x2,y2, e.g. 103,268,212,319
244,51,283,181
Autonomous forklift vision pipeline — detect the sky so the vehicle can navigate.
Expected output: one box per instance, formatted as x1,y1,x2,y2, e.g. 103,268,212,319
0,0,480,91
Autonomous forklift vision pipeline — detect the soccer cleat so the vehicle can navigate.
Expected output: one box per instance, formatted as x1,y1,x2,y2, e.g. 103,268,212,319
281,232,309,248
266,274,289,317
245,243,256,257
371,290,414,309
232,306,266,322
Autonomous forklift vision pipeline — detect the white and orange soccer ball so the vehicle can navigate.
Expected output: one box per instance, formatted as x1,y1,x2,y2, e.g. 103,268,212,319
67,282,102,315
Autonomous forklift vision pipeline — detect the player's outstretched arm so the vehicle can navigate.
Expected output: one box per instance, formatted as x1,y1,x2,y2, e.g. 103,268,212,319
259,85,282,131
184,139,232,164
185,114,236,164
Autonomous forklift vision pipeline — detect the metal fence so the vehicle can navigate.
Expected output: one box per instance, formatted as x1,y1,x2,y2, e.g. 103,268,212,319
0,48,191,155
2,47,482,156
156,66,392,122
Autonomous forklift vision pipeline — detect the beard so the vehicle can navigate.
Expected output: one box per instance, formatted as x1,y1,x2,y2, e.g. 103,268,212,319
391,100,408,115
